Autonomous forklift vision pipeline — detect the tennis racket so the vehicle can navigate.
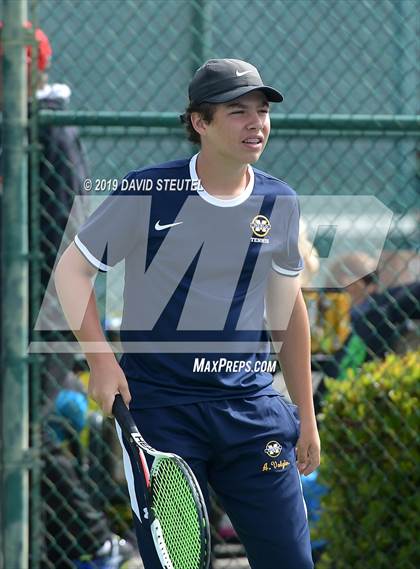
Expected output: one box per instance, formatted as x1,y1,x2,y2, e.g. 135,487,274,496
112,394,211,569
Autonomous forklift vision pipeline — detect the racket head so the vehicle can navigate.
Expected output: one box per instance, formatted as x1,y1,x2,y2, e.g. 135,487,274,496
150,455,211,569
112,396,210,569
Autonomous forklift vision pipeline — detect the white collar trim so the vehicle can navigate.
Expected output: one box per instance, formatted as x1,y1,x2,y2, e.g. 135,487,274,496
189,153,254,208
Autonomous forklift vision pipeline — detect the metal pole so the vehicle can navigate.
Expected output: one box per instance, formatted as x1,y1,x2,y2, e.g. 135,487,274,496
393,0,417,227
37,110,420,133
191,0,213,69
1,1,29,568
28,2,43,566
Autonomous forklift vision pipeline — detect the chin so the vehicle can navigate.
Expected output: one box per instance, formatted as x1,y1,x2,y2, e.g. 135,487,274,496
245,150,263,163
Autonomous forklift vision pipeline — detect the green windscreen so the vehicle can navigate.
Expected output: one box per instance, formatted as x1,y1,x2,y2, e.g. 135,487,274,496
151,457,204,569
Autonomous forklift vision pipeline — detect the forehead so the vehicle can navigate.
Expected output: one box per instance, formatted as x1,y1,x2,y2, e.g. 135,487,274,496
224,91,269,107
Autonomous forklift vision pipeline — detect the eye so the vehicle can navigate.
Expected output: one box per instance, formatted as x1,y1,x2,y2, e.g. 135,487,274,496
230,110,244,114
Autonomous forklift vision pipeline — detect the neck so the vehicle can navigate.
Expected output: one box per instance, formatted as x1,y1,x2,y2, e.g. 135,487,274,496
196,149,249,199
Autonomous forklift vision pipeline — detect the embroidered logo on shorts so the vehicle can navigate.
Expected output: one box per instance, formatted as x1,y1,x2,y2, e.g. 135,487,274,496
264,440,282,458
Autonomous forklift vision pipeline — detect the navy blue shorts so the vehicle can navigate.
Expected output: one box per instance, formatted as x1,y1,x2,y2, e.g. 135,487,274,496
116,395,313,569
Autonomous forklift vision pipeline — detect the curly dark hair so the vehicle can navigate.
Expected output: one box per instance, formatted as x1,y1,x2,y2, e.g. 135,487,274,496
180,101,217,144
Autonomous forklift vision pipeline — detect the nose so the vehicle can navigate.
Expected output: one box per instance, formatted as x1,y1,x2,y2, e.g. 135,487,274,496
247,111,264,130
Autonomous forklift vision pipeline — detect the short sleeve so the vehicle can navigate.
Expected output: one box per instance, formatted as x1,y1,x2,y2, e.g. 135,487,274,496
272,198,304,277
74,176,146,272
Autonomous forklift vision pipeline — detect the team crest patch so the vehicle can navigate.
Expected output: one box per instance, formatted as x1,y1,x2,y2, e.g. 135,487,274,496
250,215,271,244
264,440,282,458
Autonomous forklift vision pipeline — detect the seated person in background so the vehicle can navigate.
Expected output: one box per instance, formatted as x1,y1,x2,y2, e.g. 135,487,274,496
327,252,419,378
42,389,136,568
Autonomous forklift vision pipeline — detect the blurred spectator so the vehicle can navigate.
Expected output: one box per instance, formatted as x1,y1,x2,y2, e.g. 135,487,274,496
21,22,89,289
327,252,419,378
0,22,89,399
1,20,88,284
36,74,89,289
328,252,378,306
43,389,137,568
0,21,51,103
30,25,89,403
378,250,420,289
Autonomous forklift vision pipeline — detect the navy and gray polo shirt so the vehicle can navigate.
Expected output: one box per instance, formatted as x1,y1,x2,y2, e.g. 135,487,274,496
75,154,303,408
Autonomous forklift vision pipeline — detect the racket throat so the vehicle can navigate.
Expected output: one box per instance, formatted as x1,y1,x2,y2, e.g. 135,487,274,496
138,448,151,487
151,519,174,569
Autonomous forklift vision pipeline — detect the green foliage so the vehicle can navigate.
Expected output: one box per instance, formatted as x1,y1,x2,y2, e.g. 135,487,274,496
315,352,420,569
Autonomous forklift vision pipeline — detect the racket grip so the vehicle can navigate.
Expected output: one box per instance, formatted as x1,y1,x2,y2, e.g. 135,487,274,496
112,394,140,437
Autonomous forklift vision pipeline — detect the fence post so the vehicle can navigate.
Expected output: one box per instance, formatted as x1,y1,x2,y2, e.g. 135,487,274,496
0,2,30,568
191,0,213,67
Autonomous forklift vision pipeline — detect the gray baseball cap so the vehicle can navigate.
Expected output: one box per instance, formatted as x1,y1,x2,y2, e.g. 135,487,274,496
189,58,283,104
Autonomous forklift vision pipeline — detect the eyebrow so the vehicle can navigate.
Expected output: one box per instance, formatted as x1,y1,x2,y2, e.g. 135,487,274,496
225,100,269,109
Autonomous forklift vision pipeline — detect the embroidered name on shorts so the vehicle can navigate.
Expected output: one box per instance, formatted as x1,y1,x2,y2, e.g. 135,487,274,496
262,460,290,473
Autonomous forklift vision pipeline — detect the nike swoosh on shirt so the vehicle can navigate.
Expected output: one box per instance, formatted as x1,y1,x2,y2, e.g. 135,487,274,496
155,220,184,231
236,70,253,77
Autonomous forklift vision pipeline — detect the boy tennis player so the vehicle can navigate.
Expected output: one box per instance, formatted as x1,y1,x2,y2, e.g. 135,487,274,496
55,58,320,569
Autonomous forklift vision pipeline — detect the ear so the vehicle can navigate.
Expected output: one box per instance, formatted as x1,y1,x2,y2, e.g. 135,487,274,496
190,112,209,137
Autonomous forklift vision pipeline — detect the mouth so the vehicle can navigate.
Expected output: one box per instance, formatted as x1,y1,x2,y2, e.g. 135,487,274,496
242,136,264,150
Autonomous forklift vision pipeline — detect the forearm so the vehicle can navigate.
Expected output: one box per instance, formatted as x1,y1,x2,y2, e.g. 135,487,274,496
266,266,320,473
272,290,316,428
54,244,117,368
74,291,117,370
54,244,130,413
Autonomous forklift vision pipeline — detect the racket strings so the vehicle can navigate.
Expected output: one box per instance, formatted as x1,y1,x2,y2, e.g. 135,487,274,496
151,457,204,569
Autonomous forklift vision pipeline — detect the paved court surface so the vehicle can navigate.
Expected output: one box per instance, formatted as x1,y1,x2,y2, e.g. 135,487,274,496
126,552,251,569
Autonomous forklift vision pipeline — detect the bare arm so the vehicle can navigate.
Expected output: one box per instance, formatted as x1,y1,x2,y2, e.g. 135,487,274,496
54,242,131,414
266,271,320,475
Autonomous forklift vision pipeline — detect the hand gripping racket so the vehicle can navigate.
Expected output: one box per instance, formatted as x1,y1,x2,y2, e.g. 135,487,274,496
112,394,211,569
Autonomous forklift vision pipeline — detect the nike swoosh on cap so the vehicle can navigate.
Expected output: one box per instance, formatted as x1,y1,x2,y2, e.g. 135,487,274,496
236,70,253,77
155,220,184,231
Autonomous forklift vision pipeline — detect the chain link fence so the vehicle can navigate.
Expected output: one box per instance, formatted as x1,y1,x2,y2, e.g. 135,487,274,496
0,0,419,568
